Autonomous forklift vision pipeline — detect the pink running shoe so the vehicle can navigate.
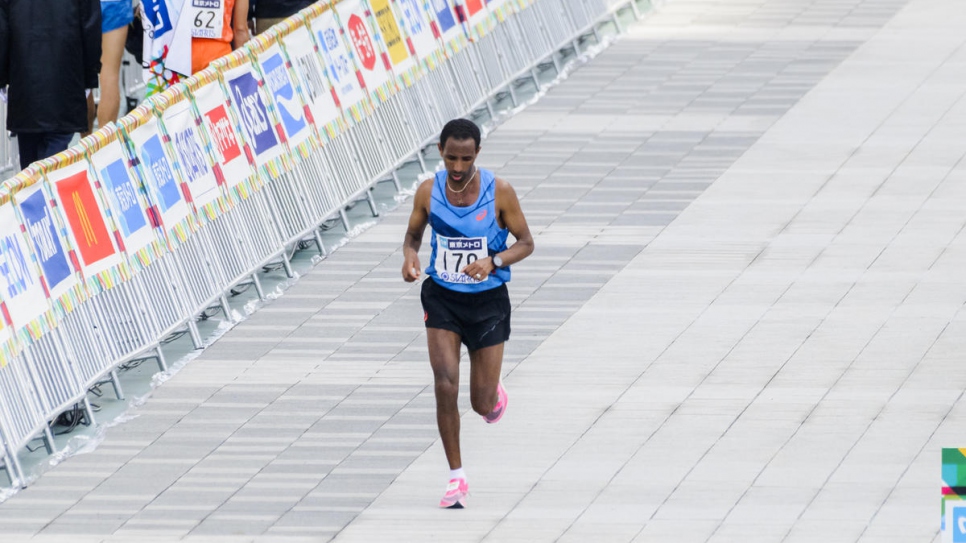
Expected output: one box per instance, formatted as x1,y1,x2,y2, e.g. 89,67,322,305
439,478,468,509
483,382,508,424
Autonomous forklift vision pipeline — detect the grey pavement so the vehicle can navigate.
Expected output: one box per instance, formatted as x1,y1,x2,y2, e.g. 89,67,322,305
1,0,962,540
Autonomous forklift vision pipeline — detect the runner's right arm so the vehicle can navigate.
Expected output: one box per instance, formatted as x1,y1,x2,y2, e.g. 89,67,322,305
402,180,433,282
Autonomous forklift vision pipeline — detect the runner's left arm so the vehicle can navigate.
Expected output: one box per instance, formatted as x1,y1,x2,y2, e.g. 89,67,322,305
461,177,534,279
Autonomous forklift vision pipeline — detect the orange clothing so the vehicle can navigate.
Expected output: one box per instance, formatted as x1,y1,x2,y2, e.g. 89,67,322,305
191,0,236,74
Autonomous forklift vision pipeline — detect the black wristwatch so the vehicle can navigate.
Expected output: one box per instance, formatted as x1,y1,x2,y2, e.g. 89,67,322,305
492,255,504,268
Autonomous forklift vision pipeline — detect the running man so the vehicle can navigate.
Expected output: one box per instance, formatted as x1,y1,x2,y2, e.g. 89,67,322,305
402,118,534,509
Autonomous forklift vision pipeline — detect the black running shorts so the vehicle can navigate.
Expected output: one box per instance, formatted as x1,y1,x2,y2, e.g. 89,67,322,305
420,278,511,351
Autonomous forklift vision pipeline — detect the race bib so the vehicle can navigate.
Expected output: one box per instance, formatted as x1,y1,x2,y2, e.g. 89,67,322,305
190,0,225,39
435,235,487,284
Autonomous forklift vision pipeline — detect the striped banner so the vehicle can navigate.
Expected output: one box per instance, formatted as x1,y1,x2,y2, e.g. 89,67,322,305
82,126,167,272
42,155,130,293
0,197,53,342
332,0,399,104
12,178,86,317
250,37,318,160
0,309,17,368
368,0,420,88
119,108,197,247
154,85,228,221
215,52,293,176
425,0,467,56
186,68,260,202
276,17,349,144
304,4,372,122
393,0,445,72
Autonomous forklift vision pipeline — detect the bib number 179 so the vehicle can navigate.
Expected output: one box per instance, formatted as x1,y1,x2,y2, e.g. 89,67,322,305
435,235,487,284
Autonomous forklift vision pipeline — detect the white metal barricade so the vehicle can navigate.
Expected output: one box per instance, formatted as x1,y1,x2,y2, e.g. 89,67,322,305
0,352,47,486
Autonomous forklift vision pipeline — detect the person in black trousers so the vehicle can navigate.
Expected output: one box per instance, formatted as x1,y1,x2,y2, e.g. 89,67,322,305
0,0,101,170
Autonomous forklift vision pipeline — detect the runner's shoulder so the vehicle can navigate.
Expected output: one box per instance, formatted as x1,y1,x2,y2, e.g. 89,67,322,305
493,176,519,200
414,176,435,205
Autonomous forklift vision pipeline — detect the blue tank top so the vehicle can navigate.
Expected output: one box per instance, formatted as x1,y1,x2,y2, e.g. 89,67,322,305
427,168,510,293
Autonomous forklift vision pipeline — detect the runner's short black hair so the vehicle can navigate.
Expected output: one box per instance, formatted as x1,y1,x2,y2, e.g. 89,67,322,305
439,118,481,149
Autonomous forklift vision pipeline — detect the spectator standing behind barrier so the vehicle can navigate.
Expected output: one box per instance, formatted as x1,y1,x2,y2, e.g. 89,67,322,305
97,0,135,129
0,0,101,170
253,0,315,35
191,0,251,74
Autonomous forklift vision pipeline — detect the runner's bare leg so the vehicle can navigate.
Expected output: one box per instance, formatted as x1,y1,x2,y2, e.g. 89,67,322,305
428,327,464,469
469,343,503,416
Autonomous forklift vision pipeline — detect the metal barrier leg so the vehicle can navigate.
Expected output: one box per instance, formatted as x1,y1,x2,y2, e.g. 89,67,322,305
42,426,55,455
219,295,233,323
313,230,327,257
366,189,380,217
612,13,624,33
187,321,203,349
8,450,26,488
81,398,95,427
280,251,295,278
0,424,25,489
340,208,351,231
155,346,169,372
1,437,26,488
416,150,427,175
391,170,403,192
251,272,266,301
109,370,124,401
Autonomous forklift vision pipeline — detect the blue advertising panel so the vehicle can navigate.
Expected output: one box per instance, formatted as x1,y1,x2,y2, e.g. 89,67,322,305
430,0,457,33
139,134,182,212
261,52,307,139
99,158,149,238
17,189,72,291
226,71,279,157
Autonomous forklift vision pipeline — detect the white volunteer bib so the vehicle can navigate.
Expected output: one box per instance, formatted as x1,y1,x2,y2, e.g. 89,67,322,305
190,0,225,40
435,234,487,284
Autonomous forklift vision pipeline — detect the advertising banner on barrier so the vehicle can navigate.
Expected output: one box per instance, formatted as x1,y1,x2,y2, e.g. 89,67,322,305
393,0,442,68
0,200,50,339
85,131,164,268
14,181,83,310
428,0,459,39
307,7,369,120
189,72,257,195
0,308,14,367
370,0,414,75
254,41,315,154
45,160,126,288
333,0,395,101
485,0,513,17
124,114,194,243
455,0,498,38
425,0,465,53
221,61,288,170
278,22,346,141
159,98,224,211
